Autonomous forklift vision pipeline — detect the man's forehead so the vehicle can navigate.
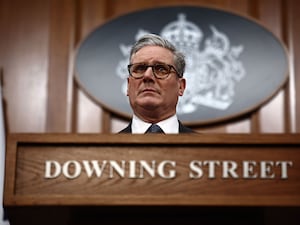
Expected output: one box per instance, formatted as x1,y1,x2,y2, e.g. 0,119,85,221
132,46,174,63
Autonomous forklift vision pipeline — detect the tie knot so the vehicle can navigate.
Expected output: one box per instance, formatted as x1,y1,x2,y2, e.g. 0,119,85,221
145,124,165,134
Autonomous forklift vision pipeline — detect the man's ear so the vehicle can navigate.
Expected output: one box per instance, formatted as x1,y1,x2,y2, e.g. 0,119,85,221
178,78,186,96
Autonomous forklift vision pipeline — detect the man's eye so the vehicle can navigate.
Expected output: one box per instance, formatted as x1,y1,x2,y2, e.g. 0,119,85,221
133,65,147,72
155,64,169,73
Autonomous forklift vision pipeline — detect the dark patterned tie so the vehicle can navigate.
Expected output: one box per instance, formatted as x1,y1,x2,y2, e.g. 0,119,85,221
145,124,165,133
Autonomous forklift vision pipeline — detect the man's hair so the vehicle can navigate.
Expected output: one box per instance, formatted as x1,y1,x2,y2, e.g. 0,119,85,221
129,33,186,77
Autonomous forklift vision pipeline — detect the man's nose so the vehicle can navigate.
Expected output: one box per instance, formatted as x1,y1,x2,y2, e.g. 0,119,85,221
143,67,155,79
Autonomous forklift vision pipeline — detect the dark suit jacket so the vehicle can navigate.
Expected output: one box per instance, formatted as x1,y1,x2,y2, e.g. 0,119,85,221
119,120,195,133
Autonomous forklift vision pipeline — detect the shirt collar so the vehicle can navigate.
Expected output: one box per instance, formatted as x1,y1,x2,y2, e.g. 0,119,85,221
131,114,179,134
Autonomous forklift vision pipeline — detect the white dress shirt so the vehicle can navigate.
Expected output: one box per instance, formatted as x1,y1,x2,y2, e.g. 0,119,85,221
131,114,179,134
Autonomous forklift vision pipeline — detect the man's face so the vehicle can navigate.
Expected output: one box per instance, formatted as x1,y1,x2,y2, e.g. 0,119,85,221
127,46,186,121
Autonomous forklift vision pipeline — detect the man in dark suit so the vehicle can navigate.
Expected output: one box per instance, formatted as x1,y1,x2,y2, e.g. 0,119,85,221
119,34,195,134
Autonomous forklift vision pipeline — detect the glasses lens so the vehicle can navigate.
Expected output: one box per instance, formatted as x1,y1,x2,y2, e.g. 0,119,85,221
130,64,147,78
132,64,147,73
153,64,170,78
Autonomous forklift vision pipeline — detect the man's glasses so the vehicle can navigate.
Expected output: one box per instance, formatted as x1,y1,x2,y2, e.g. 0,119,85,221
128,63,181,79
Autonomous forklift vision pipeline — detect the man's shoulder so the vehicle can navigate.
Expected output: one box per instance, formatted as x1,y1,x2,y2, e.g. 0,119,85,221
178,121,196,133
118,122,132,133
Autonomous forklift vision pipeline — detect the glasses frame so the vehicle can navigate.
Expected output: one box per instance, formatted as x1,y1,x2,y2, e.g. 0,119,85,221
128,63,181,79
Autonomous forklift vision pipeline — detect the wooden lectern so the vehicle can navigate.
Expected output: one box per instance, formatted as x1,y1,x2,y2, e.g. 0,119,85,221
4,133,300,225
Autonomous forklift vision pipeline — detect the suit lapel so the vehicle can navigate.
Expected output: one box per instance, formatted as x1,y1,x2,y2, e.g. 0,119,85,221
119,122,132,133
178,121,195,133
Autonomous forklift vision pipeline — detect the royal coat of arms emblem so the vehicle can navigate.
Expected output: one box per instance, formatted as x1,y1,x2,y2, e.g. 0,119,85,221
116,14,245,114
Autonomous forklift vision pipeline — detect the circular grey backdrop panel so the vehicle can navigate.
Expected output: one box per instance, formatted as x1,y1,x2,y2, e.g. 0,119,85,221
75,6,288,125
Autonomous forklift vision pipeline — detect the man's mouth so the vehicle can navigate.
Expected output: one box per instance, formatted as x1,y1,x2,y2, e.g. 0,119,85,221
142,88,156,93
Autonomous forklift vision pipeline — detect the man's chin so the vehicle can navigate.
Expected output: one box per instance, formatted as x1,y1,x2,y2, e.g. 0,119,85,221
136,99,161,110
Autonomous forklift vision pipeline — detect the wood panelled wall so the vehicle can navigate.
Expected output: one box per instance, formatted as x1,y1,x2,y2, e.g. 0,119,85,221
0,0,299,134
